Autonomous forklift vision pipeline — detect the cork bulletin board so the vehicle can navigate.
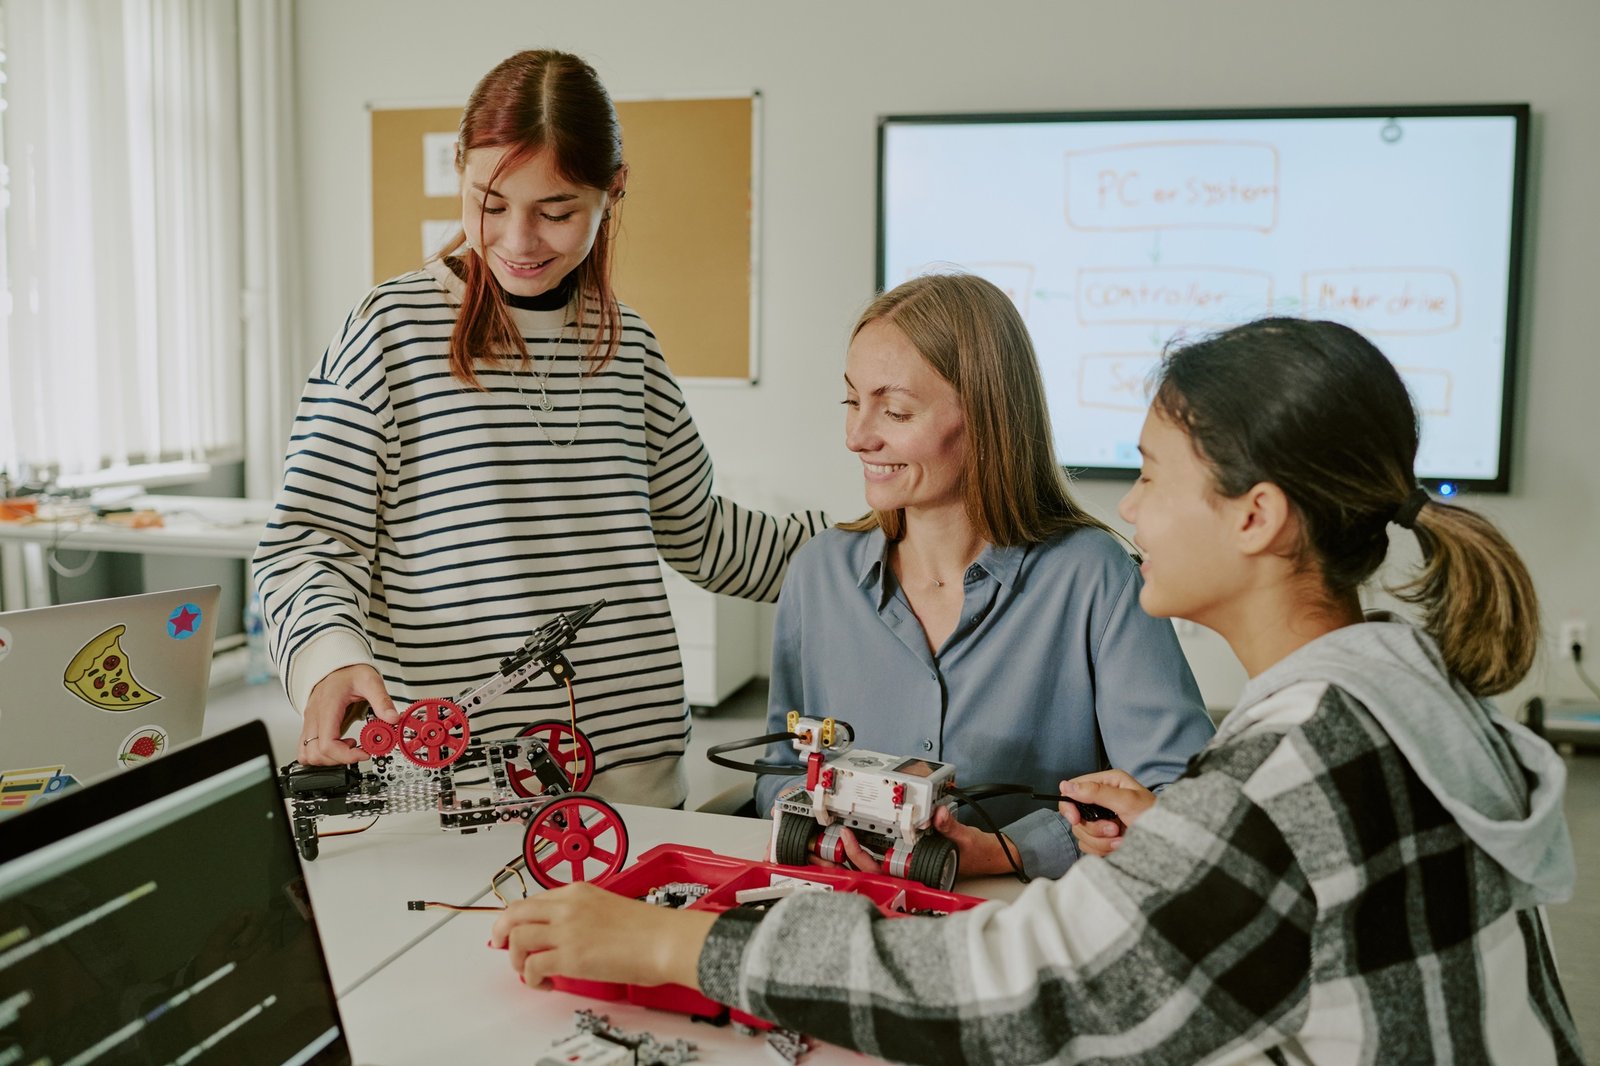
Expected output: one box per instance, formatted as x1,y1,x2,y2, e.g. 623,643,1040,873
369,94,759,381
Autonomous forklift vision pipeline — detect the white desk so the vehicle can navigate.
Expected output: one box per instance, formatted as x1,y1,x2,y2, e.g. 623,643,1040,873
0,494,272,610
0,494,271,560
318,803,1022,1064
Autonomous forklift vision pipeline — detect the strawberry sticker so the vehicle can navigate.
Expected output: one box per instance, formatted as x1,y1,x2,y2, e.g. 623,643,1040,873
117,725,169,769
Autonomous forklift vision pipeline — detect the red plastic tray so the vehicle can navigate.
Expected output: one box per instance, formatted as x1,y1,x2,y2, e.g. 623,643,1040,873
549,843,986,1023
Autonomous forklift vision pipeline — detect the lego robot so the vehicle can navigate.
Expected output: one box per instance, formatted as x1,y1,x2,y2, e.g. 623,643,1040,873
767,713,961,891
278,600,629,888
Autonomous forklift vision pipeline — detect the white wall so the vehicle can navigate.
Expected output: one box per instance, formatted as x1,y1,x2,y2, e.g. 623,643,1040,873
293,0,1600,711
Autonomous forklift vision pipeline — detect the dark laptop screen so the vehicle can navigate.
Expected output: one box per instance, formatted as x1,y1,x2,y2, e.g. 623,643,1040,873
0,724,349,1065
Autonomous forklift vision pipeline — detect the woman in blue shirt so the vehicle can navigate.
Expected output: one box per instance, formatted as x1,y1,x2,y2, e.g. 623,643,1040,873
755,272,1213,879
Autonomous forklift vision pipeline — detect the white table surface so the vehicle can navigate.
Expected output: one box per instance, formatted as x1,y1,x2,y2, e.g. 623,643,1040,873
0,494,271,558
327,802,1024,1065
298,808,537,997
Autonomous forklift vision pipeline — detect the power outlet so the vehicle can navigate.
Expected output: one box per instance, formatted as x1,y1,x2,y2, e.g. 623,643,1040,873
1560,619,1589,660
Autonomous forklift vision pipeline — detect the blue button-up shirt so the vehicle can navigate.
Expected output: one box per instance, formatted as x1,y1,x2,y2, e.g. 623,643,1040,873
756,525,1213,878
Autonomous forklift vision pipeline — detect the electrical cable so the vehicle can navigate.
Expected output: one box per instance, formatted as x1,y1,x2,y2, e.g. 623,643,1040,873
410,858,531,912
1572,641,1600,703
945,783,1030,883
705,731,811,775
46,543,99,578
566,676,578,751
43,508,100,578
316,817,380,841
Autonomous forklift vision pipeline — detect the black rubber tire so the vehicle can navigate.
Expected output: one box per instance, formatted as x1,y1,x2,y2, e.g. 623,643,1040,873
907,834,959,891
774,811,817,867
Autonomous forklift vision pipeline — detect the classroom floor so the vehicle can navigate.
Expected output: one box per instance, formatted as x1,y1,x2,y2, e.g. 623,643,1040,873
204,672,1599,1053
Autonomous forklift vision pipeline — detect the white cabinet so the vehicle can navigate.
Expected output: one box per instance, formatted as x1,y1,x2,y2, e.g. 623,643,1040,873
660,564,760,709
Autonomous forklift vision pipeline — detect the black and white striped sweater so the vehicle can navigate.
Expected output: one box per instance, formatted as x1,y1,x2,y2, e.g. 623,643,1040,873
253,259,826,807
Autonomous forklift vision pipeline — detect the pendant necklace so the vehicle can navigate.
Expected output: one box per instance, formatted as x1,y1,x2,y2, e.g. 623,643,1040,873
892,542,952,590
513,321,584,447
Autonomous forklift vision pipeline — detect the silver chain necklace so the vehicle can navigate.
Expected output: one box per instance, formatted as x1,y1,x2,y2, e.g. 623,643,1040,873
512,322,583,447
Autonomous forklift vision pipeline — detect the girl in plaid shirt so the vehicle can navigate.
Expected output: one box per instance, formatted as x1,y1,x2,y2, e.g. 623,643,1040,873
492,317,1582,1065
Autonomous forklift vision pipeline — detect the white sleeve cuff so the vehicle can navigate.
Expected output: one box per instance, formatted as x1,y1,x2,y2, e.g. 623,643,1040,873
286,628,376,714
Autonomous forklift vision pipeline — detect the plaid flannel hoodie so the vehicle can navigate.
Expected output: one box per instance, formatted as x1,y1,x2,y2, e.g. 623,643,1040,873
699,624,1583,1065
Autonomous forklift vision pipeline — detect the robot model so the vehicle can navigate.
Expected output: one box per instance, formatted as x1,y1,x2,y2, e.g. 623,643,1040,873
767,713,961,891
536,1010,697,1066
278,600,628,889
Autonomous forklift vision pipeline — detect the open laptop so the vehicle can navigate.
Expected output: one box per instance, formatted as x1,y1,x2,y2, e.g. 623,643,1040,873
0,720,354,1064
0,585,220,811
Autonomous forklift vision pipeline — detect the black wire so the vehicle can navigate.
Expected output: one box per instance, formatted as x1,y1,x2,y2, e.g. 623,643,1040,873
705,731,808,775
1573,644,1600,703
946,784,1031,883
958,783,1117,822
944,786,1122,884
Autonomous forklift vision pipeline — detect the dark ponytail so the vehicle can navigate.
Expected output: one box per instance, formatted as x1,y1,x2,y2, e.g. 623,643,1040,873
1152,318,1538,695
1394,502,1539,695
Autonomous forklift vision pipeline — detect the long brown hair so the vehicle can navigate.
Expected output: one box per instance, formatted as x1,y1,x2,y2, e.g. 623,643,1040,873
837,273,1114,547
1151,317,1539,696
438,50,624,388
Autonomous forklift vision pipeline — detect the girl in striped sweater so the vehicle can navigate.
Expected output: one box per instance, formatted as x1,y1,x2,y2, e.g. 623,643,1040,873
254,50,824,808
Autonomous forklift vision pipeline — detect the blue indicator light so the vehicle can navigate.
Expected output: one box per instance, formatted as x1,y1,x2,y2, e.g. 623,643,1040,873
1438,482,1457,497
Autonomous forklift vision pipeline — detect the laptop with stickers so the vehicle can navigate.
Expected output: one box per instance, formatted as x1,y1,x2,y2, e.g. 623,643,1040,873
0,585,221,812
0,719,355,1064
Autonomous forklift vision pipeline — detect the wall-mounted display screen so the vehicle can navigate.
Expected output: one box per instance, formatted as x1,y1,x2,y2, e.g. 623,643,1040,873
878,106,1529,492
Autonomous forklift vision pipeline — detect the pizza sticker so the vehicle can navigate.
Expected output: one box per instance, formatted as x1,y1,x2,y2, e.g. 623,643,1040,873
117,725,169,769
62,625,163,710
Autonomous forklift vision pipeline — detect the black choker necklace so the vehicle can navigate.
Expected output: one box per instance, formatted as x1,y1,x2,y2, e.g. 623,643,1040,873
503,272,576,311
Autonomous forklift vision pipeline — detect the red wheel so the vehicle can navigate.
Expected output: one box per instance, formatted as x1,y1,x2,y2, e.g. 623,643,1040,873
509,720,595,795
523,794,629,888
397,698,470,768
359,718,397,757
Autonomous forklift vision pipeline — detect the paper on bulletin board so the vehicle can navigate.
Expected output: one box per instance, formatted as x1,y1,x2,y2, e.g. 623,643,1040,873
422,220,459,262
422,132,458,198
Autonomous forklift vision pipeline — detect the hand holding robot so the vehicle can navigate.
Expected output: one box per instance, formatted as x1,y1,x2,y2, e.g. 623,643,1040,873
708,713,1123,891
298,663,399,767
765,714,964,890
278,601,630,890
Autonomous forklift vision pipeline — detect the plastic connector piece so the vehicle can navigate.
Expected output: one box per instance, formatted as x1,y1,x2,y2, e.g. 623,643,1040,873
406,900,426,910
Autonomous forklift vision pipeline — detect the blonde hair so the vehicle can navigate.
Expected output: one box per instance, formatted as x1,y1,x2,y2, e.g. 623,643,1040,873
837,273,1113,547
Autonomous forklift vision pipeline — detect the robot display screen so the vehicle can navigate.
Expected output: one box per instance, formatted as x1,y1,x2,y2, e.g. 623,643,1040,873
879,106,1529,492
893,758,941,778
